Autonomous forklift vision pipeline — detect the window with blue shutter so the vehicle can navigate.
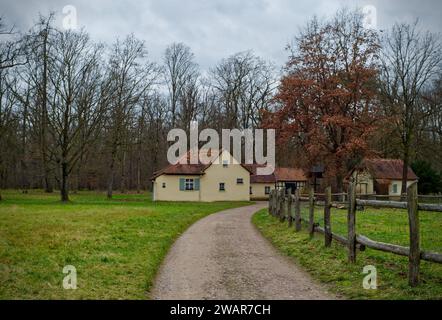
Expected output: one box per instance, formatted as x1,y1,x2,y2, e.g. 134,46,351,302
179,178,185,191
194,178,200,191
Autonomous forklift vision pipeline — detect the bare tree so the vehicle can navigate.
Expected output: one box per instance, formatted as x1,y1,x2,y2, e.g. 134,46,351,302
12,15,58,193
211,51,276,129
47,30,106,201
380,21,442,196
5,70,32,193
164,43,199,127
178,73,200,132
105,35,159,198
415,75,442,172
0,67,19,200
0,17,25,70
0,17,23,200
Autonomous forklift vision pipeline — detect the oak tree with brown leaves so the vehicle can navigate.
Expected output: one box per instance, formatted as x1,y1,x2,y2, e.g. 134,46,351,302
263,9,381,191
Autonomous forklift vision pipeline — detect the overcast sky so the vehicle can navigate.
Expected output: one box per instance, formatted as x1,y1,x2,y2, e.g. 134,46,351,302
1,0,441,70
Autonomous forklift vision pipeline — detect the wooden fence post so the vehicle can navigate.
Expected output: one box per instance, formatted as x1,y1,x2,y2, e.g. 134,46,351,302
309,187,315,238
347,182,357,263
279,189,286,222
272,190,277,216
275,189,280,217
287,191,293,227
275,190,280,217
324,186,332,247
407,182,420,287
268,190,272,215
295,189,302,232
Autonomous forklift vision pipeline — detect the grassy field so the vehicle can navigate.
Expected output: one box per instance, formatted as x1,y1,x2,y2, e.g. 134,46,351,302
0,190,250,299
253,205,442,300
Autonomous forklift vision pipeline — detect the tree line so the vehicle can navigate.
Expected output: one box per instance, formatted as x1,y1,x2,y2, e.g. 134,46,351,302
264,9,442,195
0,14,276,201
0,8,441,201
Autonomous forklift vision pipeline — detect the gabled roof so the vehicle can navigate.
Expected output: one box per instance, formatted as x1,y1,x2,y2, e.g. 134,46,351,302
151,149,252,180
152,164,210,178
355,158,418,181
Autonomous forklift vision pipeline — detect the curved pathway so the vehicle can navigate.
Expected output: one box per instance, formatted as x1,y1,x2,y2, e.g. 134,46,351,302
151,202,335,300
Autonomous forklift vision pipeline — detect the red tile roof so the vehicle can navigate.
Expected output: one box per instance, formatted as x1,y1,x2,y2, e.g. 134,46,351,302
275,167,307,182
152,164,210,178
358,158,418,180
243,165,307,184
151,149,253,180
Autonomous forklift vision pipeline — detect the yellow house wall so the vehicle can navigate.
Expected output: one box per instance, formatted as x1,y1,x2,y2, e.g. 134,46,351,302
351,170,418,196
250,183,274,200
352,170,374,194
389,180,418,196
199,149,249,201
199,163,250,201
153,174,201,201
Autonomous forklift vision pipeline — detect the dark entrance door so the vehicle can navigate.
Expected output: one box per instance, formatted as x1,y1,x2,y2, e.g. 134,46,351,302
285,182,297,194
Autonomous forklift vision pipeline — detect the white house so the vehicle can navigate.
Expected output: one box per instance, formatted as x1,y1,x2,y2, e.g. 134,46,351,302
348,158,419,196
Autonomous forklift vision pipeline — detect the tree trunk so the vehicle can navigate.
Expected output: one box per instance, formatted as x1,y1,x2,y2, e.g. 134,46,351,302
42,29,52,194
44,172,53,193
20,161,28,193
401,145,410,199
107,155,116,199
120,151,126,193
336,174,344,193
20,100,29,193
61,162,69,202
136,161,141,194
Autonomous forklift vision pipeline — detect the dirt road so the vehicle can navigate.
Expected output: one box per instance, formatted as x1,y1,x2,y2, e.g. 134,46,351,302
151,202,335,300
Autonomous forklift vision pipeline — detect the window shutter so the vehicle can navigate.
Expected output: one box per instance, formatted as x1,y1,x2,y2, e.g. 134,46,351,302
194,178,200,191
179,178,185,191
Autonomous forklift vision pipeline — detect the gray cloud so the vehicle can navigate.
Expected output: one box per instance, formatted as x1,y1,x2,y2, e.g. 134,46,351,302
1,0,441,70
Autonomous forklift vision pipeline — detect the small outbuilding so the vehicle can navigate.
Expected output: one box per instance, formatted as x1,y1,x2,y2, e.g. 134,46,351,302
245,165,308,200
348,158,418,196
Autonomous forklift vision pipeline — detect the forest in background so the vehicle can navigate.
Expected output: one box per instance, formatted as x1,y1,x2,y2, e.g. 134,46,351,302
0,8,441,201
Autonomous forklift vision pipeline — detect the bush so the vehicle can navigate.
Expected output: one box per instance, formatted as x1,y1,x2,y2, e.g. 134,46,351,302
411,160,442,194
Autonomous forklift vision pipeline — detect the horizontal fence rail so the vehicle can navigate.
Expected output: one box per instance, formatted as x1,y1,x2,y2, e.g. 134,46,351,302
268,181,442,287
355,199,442,212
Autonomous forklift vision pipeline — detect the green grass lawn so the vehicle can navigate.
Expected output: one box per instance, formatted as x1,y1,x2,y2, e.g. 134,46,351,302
0,190,250,299
252,205,442,300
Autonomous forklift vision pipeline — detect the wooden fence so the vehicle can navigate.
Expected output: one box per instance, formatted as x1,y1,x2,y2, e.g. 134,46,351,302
268,182,442,287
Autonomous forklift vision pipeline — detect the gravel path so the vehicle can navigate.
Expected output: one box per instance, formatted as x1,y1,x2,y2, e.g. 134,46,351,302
151,202,335,300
